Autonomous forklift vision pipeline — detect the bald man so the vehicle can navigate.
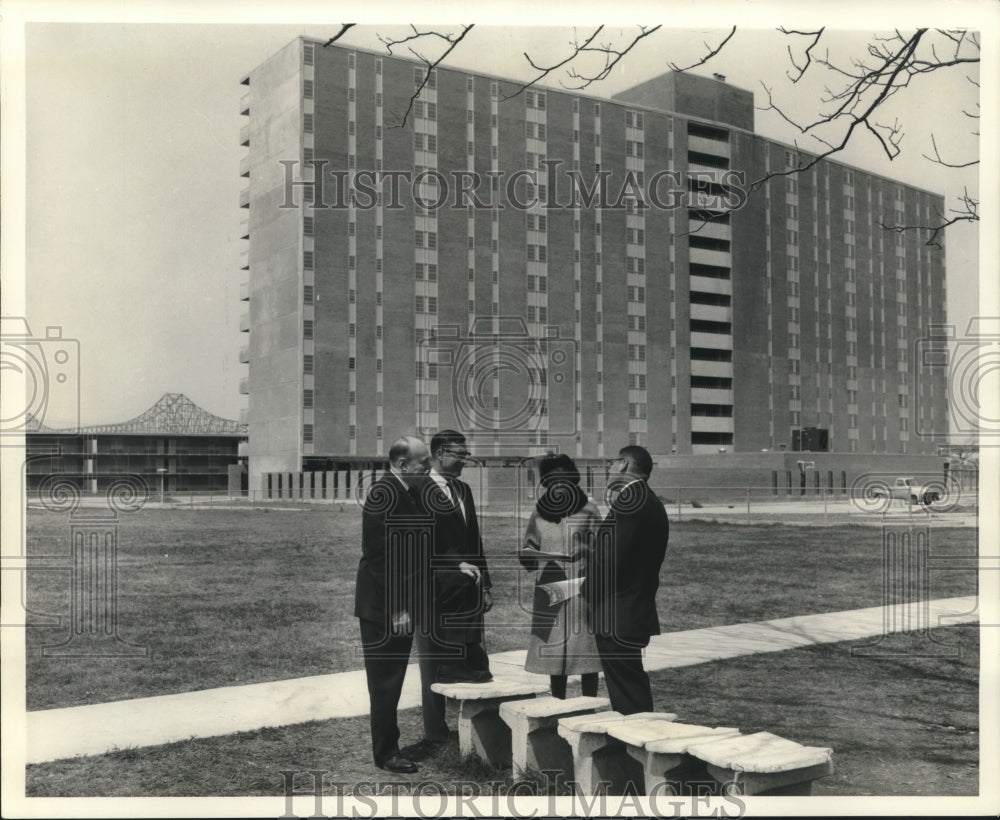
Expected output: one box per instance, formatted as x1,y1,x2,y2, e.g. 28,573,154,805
354,435,430,773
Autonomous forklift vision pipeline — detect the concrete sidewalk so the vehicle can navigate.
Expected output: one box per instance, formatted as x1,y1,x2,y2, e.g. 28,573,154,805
25,596,978,764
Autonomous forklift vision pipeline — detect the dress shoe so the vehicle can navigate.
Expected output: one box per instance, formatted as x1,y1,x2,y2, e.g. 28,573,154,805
436,665,494,684
400,738,444,761
376,754,418,774
435,665,476,683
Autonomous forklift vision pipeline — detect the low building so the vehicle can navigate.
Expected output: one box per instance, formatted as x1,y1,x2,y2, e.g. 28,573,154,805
26,393,247,496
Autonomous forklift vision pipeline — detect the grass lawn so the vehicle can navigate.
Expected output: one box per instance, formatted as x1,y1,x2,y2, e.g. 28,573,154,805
24,507,978,710
25,627,978,797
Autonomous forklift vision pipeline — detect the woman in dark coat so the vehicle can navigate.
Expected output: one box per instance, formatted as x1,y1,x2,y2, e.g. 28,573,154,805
519,454,603,699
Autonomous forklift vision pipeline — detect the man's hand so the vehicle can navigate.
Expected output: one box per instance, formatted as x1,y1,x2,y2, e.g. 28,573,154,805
459,561,482,583
390,610,411,635
482,589,494,612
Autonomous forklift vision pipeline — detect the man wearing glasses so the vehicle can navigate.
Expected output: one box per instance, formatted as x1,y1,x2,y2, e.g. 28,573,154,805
405,429,494,759
585,445,669,714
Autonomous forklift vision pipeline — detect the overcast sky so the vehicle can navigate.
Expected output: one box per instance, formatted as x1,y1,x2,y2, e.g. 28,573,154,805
5,4,995,430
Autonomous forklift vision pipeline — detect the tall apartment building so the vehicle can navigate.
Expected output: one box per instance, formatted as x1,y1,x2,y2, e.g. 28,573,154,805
237,37,948,481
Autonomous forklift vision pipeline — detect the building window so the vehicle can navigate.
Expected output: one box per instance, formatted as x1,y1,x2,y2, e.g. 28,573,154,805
303,424,313,443
303,389,314,408
303,285,313,303
303,354,313,374
303,320,313,339
303,251,314,269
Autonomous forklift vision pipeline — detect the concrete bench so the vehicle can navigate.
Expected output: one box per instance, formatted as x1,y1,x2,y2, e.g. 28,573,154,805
605,718,741,794
430,678,550,767
687,731,834,796
498,696,611,779
557,711,678,795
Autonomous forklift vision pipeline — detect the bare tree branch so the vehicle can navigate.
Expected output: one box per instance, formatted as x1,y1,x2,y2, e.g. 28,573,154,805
327,24,979,246
923,133,979,168
668,26,736,72
563,26,663,89
322,23,356,48
877,188,978,248
496,26,607,101
779,26,825,82
745,30,929,194
379,25,475,128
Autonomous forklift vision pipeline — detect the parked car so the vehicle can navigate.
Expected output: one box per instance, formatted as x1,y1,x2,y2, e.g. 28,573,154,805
869,477,941,506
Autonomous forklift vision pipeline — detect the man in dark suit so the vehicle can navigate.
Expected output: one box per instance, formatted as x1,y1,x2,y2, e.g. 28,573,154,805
354,435,430,773
405,429,493,758
585,445,669,714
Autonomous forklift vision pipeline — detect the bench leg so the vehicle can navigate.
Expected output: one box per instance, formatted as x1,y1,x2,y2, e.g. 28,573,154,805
592,741,647,795
567,733,618,796
458,695,535,768
624,746,685,794
707,760,834,796
504,714,575,779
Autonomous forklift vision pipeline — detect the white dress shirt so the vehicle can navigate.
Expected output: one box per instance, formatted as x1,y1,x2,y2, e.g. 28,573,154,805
429,468,466,522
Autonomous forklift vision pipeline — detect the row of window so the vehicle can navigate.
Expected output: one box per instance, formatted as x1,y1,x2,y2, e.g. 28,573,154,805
413,133,437,151
415,67,436,89
414,230,437,249
625,256,646,274
414,296,438,314
526,122,547,139
625,111,645,129
347,324,385,339
346,222,384,239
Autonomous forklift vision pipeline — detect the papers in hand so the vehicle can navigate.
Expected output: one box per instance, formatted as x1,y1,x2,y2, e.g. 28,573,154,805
537,576,584,605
